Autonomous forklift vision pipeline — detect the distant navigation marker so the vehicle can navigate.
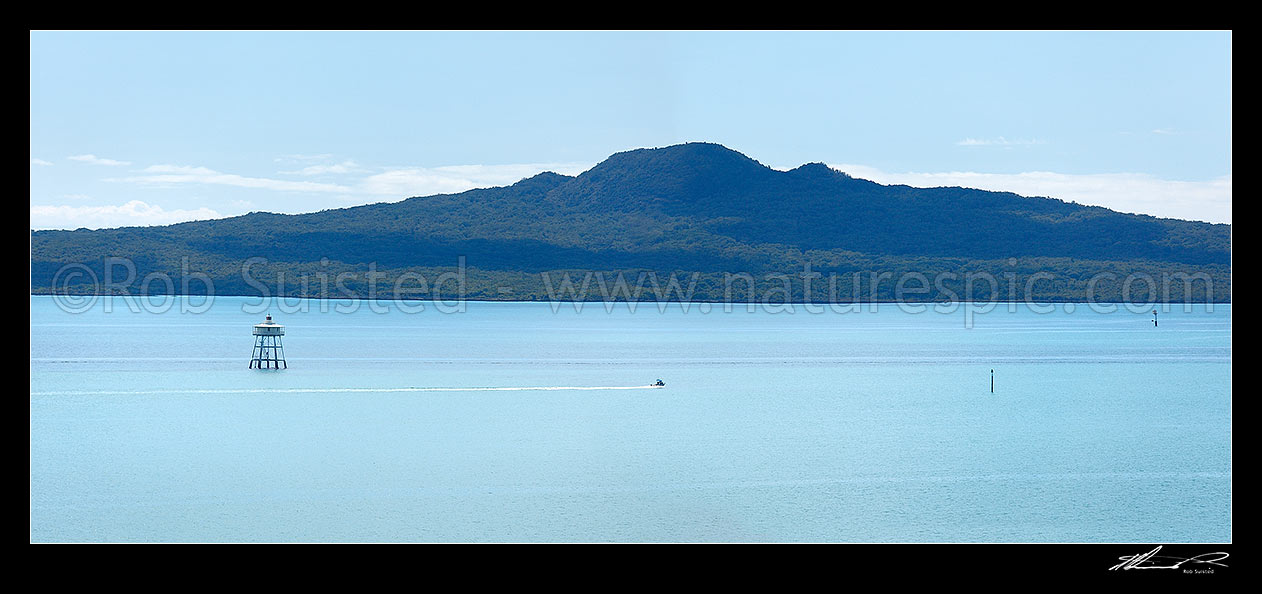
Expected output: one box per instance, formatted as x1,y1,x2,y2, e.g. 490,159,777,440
991,369,994,393
1153,309,1158,327
250,314,287,369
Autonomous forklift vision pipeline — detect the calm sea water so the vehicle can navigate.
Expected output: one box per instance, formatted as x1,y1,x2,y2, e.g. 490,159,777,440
29,296,1231,542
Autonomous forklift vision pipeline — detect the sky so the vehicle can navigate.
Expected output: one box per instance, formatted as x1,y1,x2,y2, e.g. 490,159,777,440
30,30,1232,229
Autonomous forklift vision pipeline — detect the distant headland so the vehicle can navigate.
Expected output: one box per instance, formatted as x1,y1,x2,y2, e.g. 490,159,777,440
31,142,1230,304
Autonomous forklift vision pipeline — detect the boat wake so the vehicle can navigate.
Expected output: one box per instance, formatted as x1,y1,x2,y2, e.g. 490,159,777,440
31,385,666,396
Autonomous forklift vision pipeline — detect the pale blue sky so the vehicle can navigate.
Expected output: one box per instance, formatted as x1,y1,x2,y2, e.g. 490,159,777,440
30,30,1232,228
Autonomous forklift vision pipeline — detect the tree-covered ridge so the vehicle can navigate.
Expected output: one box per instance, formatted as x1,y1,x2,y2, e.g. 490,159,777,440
31,142,1230,302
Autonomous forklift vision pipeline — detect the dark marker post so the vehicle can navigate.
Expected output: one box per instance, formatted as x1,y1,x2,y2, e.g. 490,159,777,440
991,369,994,393
1153,309,1158,327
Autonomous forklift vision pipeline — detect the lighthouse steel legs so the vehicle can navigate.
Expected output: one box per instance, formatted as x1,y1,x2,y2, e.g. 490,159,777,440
250,333,287,369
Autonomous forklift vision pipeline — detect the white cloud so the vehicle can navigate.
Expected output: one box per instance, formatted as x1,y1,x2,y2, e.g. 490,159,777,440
829,163,1232,224
57,159,596,229
109,165,354,193
107,161,593,200
31,157,53,166
359,162,591,198
30,200,222,230
359,168,486,197
67,154,132,166
280,160,370,176
955,137,1046,147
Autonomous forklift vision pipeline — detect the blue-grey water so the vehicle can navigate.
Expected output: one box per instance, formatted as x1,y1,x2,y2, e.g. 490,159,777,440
29,296,1231,542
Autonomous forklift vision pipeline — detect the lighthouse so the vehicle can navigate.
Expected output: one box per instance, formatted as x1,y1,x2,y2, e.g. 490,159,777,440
249,314,287,369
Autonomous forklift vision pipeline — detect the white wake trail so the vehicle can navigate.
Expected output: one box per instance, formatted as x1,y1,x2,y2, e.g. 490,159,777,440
31,385,665,396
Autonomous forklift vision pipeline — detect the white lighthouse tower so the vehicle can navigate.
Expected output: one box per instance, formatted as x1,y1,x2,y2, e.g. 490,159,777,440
249,314,287,369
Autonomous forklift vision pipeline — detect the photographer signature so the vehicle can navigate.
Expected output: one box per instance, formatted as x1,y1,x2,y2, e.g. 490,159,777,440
1109,546,1229,571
